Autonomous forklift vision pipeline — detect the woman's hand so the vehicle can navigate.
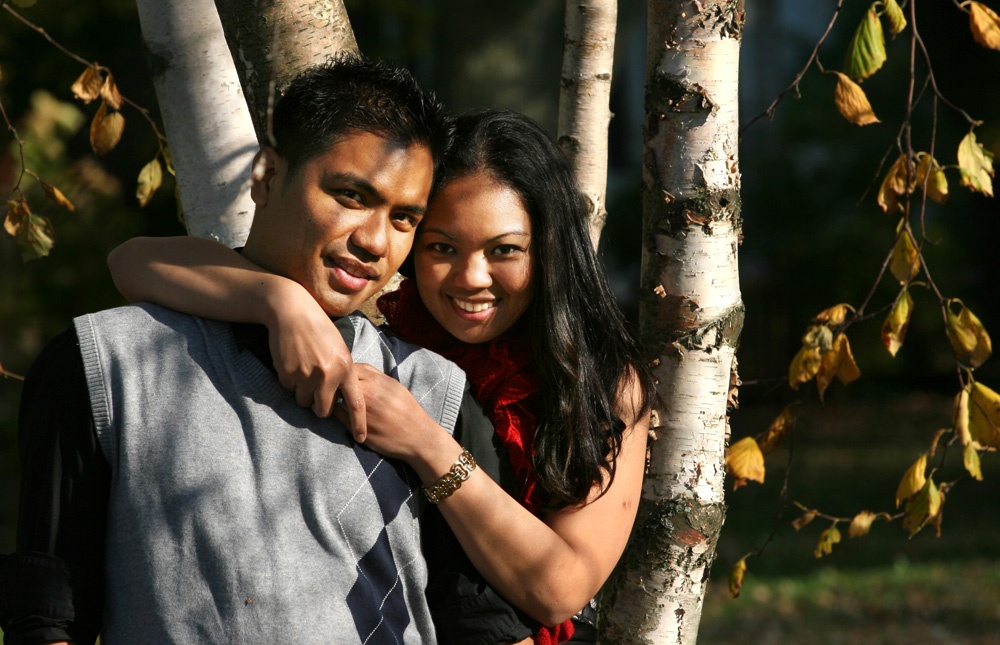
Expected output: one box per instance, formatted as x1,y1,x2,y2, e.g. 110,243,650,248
341,363,452,465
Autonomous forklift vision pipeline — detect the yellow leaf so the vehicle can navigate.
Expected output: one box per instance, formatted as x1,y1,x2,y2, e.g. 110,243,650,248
895,453,927,507
877,155,913,213
759,405,795,456
832,71,880,125
39,181,76,212
817,333,861,401
889,225,920,283
71,65,103,104
726,437,765,486
90,101,125,156
729,557,748,598
957,130,995,197
946,299,992,367
881,289,914,357
883,0,907,34
848,510,878,538
969,382,1000,447
969,1,1000,50
844,3,887,82
955,386,972,446
914,153,949,204
788,345,822,389
136,158,163,207
903,476,941,537
100,71,123,110
964,443,983,481
813,303,855,326
814,524,842,558
792,509,817,531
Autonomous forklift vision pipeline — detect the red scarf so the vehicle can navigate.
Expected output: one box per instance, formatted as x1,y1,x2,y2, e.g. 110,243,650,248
378,280,574,643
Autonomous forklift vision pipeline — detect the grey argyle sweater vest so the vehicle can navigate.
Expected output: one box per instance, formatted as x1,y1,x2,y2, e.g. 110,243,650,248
74,303,466,644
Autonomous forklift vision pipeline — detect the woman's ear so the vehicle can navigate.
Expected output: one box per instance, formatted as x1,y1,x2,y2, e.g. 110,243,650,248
250,147,282,207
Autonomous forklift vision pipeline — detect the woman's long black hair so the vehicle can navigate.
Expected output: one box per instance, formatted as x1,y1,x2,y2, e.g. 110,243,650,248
435,110,656,509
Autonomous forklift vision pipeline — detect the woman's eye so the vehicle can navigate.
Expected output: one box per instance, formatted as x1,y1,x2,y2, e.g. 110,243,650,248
492,244,523,256
428,242,455,254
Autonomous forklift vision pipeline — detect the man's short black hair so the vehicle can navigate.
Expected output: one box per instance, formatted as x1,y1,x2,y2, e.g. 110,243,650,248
271,52,451,175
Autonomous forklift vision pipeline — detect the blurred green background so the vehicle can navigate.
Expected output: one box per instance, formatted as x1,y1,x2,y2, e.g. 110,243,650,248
1,0,998,641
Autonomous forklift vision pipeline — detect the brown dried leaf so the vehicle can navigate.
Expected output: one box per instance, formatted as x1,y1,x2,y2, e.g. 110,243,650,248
877,155,913,213
729,557,748,598
789,345,822,389
90,101,125,156
726,436,765,486
40,181,76,212
100,72,123,110
136,158,163,207
813,303,855,327
895,453,927,507
881,289,913,357
927,427,949,457
792,509,817,531
832,71,880,126
758,405,795,456
817,334,861,401
969,1,1000,51
3,199,54,262
71,66,103,103
814,524,841,558
802,325,834,351
969,382,1000,447
964,443,983,481
848,510,878,538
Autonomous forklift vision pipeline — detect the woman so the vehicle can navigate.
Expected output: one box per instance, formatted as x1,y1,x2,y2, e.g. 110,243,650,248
109,110,654,644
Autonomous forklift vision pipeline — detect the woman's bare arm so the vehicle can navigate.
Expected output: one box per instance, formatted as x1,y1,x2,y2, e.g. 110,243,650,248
349,364,649,625
107,236,366,437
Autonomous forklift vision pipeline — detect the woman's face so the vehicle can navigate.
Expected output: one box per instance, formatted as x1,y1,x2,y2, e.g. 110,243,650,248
414,172,535,344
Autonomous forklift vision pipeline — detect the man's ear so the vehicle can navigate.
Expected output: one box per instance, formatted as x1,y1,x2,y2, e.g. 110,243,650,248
250,147,282,207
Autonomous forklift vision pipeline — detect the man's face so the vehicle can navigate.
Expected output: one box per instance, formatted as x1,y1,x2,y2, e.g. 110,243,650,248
243,131,434,316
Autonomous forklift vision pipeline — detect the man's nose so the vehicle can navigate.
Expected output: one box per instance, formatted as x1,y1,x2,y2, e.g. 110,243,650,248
348,213,389,261
454,254,492,290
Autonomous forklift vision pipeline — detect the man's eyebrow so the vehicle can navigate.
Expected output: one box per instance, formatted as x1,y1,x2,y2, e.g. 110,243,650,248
327,172,426,215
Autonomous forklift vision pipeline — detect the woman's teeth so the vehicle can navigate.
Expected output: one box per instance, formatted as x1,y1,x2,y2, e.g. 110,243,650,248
454,299,495,313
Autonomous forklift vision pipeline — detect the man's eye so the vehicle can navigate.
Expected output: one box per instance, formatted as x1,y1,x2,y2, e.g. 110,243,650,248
392,212,418,227
335,189,363,204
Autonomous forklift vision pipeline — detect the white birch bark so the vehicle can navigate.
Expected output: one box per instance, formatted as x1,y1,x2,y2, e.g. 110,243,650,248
136,0,257,246
601,1,744,643
557,0,617,249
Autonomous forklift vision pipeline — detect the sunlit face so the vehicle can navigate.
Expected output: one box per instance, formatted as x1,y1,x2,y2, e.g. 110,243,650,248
242,131,434,317
414,172,535,344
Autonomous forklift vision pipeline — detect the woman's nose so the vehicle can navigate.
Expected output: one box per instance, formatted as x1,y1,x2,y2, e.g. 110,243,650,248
453,254,492,290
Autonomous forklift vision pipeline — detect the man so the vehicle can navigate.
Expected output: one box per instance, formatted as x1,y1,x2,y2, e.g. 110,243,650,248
0,55,531,645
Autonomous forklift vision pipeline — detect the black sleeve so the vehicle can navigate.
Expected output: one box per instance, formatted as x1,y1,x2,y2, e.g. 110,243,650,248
423,387,535,645
0,328,109,645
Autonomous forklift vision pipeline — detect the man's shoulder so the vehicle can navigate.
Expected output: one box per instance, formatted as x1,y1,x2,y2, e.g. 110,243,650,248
75,302,225,339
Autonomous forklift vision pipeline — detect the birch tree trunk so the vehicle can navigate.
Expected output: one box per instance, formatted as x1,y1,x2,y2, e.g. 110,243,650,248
600,1,745,643
136,0,257,246
214,0,358,144
557,0,616,249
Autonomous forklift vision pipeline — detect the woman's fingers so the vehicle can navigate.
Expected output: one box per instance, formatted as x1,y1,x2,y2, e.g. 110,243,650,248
337,369,367,441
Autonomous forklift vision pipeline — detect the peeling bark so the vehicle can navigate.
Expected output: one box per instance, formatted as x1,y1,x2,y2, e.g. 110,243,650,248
136,0,257,246
601,1,745,642
557,0,616,248
214,0,358,144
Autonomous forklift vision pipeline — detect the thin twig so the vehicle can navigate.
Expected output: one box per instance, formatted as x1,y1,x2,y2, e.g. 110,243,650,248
740,0,847,136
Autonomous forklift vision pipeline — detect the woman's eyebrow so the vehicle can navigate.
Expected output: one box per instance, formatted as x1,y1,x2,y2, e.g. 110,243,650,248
419,228,530,243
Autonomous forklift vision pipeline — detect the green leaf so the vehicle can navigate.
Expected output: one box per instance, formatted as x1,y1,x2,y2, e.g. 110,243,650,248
883,0,907,35
958,130,995,197
844,3,887,82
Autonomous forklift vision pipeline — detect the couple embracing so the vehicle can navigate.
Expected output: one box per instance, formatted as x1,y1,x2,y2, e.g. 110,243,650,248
2,53,653,645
